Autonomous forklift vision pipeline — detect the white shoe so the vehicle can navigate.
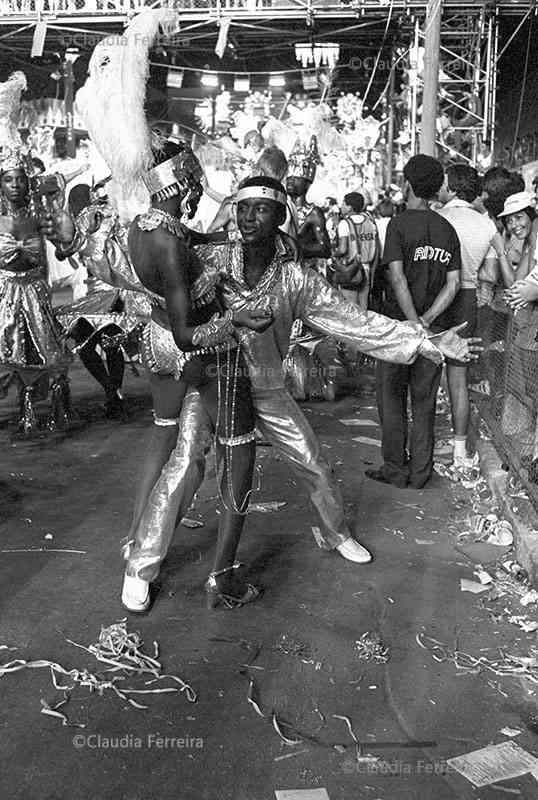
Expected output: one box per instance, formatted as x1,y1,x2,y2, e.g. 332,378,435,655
336,537,372,564
121,573,150,613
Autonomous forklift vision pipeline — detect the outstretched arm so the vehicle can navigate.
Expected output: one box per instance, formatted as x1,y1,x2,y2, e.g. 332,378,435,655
298,267,480,365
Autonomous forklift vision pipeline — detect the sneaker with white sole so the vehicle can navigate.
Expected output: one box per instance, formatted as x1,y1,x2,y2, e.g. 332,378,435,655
335,537,372,564
121,573,150,613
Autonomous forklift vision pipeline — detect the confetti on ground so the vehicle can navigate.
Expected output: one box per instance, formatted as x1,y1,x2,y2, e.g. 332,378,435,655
416,631,538,683
461,578,490,594
274,749,309,762
249,501,287,513
500,727,523,738
0,621,197,718
354,632,390,664
338,418,377,427
311,526,326,548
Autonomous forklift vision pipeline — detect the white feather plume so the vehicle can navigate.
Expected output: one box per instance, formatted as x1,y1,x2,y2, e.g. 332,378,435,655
76,10,179,209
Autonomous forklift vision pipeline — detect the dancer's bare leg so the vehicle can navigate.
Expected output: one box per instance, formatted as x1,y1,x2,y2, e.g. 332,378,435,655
209,441,256,596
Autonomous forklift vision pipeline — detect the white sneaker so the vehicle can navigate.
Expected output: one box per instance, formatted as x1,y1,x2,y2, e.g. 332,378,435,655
335,537,372,564
121,573,150,613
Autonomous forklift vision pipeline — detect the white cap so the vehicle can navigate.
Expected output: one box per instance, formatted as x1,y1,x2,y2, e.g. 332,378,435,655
498,191,536,218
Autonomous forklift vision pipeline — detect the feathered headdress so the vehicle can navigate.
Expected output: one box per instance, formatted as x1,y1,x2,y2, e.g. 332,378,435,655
76,10,200,211
288,135,320,183
0,71,27,173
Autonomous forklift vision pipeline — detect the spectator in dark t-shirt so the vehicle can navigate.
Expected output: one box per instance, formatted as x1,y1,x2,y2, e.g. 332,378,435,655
366,154,461,489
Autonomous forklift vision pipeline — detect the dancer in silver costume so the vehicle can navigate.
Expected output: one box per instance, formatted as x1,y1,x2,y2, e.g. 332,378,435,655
124,175,483,590
56,184,151,418
0,72,73,434
72,9,272,613
121,139,273,613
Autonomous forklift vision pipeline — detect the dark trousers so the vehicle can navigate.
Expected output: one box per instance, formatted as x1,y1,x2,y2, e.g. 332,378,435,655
376,357,442,488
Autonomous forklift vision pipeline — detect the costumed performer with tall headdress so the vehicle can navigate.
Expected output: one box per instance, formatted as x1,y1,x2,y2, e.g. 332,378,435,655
55,182,151,419
74,9,274,613
0,71,74,435
282,136,337,400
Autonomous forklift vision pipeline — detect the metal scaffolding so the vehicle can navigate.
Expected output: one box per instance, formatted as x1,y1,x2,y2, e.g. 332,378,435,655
406,5,500,165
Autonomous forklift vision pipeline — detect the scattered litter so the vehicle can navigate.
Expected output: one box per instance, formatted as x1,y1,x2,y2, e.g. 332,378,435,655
416,631,538,683
0,621,197,716
462,514,513,546
311,526,326,548
474,568,494,585
339,418,377,427
180,518,204,529
333,714,362,760
487,521,514,547
274,749,309,762
447,741,538,788
249,501,286,513
275,634,313,663
500,727,523,738
434,456,482,488
40,696,85,728
352,436,381,447
275,790,330,800
461,578,490,594
520,590,538,607
508,618,538,633
354,632,389,664
502,560,528,582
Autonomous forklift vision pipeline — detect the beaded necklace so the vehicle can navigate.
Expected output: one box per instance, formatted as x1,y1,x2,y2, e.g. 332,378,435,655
138,207,184,238
227,240,282,302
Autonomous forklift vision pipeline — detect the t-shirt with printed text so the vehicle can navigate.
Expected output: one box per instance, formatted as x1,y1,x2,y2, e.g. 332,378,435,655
381,208,461,327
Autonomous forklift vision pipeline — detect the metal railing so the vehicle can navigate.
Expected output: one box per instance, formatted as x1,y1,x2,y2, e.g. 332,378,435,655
0,0,534,20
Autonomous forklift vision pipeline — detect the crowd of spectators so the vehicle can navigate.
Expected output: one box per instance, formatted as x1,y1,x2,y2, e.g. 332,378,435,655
324,158,538,491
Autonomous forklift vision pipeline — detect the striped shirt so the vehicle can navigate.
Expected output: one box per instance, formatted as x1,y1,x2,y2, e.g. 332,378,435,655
438,198,497,289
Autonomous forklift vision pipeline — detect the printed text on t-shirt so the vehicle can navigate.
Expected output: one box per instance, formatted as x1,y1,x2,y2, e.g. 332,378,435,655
413,246,453,264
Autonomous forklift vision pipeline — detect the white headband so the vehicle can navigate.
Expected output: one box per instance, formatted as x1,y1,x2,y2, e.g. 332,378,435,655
236,185,287,206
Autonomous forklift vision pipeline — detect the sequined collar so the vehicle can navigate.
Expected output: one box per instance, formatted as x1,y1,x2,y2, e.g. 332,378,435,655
227,239,285,301
137,208,184,238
